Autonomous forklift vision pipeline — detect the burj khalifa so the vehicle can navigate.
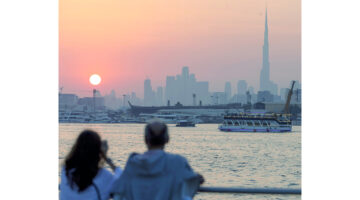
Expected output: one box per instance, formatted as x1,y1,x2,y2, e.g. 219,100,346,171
259,7,278,95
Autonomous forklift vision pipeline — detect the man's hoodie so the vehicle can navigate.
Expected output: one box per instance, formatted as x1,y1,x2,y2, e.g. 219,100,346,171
111,150,200,200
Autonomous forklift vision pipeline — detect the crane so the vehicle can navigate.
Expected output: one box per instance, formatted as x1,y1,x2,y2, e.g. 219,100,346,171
283,81,296,114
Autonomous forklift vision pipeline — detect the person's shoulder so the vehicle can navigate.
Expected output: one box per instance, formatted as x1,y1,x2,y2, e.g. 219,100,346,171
98,167,113,177
129,152,140,158
165,152,189,164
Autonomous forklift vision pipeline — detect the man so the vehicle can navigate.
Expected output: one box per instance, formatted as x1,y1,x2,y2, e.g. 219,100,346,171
111,120,204,200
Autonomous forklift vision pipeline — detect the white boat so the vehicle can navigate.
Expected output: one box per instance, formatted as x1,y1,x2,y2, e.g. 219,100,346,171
218,113,292,133
139,113,178,124
219,81,296,133
176,120,196,127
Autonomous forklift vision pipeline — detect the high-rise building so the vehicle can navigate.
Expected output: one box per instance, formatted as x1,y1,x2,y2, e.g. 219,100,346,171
257,91,274,102
237,80,247,95
195,81,210,105
104,90,120,110
164,67,210,106
165,76,176,106
156,86,163,106
259,7,278,95
182,66,189,79
248,86,255,94
224,82,231,101
280,88,288,101
294,89,301,103
59,93,78,108
144,79,154,106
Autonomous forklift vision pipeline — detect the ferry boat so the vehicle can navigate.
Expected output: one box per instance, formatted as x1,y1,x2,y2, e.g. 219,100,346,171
176,120,196,127
218,113,292,132
219,81,297,133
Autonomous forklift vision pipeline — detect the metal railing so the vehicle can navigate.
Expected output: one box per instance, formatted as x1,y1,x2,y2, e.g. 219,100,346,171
113,186,301,199
198,186,301,195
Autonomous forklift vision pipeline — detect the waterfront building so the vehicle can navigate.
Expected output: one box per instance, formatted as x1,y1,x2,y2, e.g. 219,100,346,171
144,78,155,106
195,81,210,105
273,95,282,102
237,80,247,95
104,90,120,110
129,92,141,106
165,76,176,106
248,86,255,95
78,97,105,110
257,91,274,103
156,86,164,106
280,88,288,101
59,93,78,108
225,82,232,102
231,94,247,104
294,89,301,103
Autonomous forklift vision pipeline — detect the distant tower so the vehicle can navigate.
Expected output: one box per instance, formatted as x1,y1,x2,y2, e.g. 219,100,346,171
225,82,231,101
246,91,251,104
182,66,189,79
156,87,163,106
260,7,271,91
144,79,153,106
237,80,247,95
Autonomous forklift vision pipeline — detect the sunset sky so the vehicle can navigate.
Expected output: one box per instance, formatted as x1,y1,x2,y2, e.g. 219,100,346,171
59,0,301,97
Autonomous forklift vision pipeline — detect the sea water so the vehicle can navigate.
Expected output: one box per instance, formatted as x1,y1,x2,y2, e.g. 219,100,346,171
59,124,301,200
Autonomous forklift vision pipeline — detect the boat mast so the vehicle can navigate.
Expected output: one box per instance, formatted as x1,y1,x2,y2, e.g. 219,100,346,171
283,81,295,114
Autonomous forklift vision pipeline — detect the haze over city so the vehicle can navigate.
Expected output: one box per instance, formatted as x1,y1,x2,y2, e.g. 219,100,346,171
60,0,301,98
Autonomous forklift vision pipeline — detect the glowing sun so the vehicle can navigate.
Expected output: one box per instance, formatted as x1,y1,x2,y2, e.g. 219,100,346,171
89,74,101,86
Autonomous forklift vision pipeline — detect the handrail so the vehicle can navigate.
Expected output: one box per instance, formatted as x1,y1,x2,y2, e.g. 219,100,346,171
112,186,301,199
198,186,301,195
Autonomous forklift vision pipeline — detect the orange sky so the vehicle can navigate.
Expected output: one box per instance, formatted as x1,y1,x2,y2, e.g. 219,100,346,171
59,0,301,97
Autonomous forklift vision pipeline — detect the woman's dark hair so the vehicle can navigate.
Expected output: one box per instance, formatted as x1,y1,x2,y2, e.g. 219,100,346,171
64,129,103,192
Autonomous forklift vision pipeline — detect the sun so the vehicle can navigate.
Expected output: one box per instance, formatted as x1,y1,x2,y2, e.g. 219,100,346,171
89,74,101,86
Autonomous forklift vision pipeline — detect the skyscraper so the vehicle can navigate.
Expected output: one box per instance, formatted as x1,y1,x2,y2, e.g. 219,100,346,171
165,76,176,105
144,79,154,106
237,80,247,95
156,86,163,106
225,82,231,101
259,7,278,95
260,7,270,91
165,67,210,105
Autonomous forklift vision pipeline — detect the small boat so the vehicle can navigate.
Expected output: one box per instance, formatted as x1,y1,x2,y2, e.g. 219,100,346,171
176,120,196,127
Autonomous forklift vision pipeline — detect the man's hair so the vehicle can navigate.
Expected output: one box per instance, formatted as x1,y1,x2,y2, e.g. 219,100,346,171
145,120,169,146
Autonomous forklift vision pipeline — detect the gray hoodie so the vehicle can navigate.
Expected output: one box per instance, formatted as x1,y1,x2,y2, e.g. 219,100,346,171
111,150,200,200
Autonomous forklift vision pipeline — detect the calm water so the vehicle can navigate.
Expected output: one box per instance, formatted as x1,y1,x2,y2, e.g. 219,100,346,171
59,124,301,200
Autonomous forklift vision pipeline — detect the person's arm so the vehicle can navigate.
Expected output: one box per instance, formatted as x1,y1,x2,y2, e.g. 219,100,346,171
197,173,205,185
101,140,117,172
181,157,205,198
105,157,117,172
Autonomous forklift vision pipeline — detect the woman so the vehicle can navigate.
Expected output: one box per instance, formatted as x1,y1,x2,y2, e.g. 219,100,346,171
60,130,122,200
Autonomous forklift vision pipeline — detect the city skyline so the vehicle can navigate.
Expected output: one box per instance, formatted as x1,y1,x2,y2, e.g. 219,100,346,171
60,0,301,98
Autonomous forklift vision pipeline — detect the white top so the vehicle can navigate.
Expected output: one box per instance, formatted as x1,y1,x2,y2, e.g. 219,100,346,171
60,167,122,200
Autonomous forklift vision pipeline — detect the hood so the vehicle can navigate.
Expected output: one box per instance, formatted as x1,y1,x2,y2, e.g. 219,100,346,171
127,150,167,176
